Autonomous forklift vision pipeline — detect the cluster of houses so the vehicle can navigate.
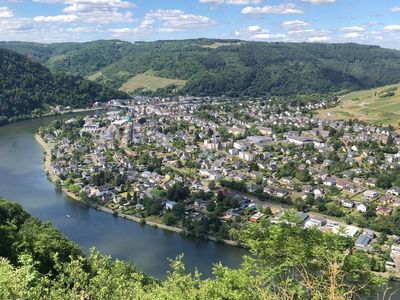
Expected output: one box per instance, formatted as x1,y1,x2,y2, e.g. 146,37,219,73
40,95,400,273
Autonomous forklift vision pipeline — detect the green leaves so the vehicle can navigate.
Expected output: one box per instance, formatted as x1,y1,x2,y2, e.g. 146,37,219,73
0,197,386,299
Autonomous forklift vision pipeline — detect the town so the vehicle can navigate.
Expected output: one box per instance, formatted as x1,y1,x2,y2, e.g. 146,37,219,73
37,95,400,276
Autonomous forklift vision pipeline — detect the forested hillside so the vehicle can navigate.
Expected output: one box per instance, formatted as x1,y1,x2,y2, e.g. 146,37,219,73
2,39,400,97
0,40,133,76
0,198,385,299
0,48,127,123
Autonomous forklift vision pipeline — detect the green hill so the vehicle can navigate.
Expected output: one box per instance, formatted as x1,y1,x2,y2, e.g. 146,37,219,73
0,48,128,123
2,39,400,97
0,40,133,77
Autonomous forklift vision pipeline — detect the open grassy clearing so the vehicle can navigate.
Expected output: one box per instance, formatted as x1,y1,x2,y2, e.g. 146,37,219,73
87,71,102,81
47,54,67,64
120,70,187,92
200,41,245,49
318,83,400,129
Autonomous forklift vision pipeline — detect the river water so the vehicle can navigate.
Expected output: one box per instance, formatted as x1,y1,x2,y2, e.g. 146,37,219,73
0,114,246,280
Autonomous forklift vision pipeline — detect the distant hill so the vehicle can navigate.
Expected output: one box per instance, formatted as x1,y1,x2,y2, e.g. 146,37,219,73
0,48,128,122
2,39,400,97
0,40,133,77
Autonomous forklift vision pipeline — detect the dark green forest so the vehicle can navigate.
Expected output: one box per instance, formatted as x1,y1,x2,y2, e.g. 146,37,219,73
0,197,387,299
0,48,127,123
2,39,400,97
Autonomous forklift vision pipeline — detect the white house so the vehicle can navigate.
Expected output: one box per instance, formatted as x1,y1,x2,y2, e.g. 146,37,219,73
387,187,400,197
239,151,256,162
165,201,177,210
356,203,368,213
341,199,355,208
364,190,379,200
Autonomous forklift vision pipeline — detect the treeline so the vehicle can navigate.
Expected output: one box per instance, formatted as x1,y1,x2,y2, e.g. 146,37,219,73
0,197,386,299
3,39,400,97
0,48,128,122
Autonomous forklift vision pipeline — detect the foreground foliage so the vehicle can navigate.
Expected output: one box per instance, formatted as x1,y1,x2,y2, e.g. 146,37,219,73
0,198,385,299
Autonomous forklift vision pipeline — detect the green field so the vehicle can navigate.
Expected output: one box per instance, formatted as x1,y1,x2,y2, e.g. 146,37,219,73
120,71,186,92
87,71,102,81
318,83,400,129
201,41,245,49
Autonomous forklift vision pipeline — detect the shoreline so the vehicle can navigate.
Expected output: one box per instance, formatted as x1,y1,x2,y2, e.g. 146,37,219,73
34,133,239,247
1,107,102,127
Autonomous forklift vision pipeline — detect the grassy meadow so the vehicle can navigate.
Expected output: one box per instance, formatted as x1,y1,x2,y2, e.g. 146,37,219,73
120,70,187,92
318,83,400,129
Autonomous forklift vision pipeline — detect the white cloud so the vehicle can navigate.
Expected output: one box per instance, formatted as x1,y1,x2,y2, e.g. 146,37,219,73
287,28,330,42
145,9,214,32
341,26,365,32
308,36,330,42
253,33,286,39
247,25,262,32
235,25,286,40
282,20,309,30
302,0,335,4
66,26,103,32
384,25,400,32
390,7,400,13
200,0,261,5
34,14,79,23
62,0,133,14
32,0,134,24
109,27,132,34
0,18,32,31
110,9,215,35
32,0,63,2
241,4,304,15
288,29,329,36
343,32,361,39
0,6,14,18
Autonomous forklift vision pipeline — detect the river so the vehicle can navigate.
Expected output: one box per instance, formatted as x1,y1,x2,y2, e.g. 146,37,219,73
0,114,247,280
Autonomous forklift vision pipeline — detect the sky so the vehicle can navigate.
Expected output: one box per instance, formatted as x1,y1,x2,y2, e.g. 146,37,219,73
1,0,400,49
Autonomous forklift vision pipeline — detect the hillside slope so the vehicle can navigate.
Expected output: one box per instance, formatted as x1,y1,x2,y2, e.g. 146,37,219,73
0,48,127,122
318,82,400,128
2,39,400,97
0,40,133,77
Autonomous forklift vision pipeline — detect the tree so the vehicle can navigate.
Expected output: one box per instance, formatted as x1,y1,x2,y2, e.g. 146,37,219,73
166,183,190,201
172,203,185,217
54,179,62,191
376,173,393,189
208,180,216,190
0,197,387,299
163,211,177,226
296,169,311,182
79,191,89,202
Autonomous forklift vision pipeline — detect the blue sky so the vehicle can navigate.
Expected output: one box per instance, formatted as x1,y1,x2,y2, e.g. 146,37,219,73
1,0,400,49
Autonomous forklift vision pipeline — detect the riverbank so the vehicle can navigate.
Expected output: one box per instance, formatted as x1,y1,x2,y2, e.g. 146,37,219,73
1,107,102,127
34,133,239,247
